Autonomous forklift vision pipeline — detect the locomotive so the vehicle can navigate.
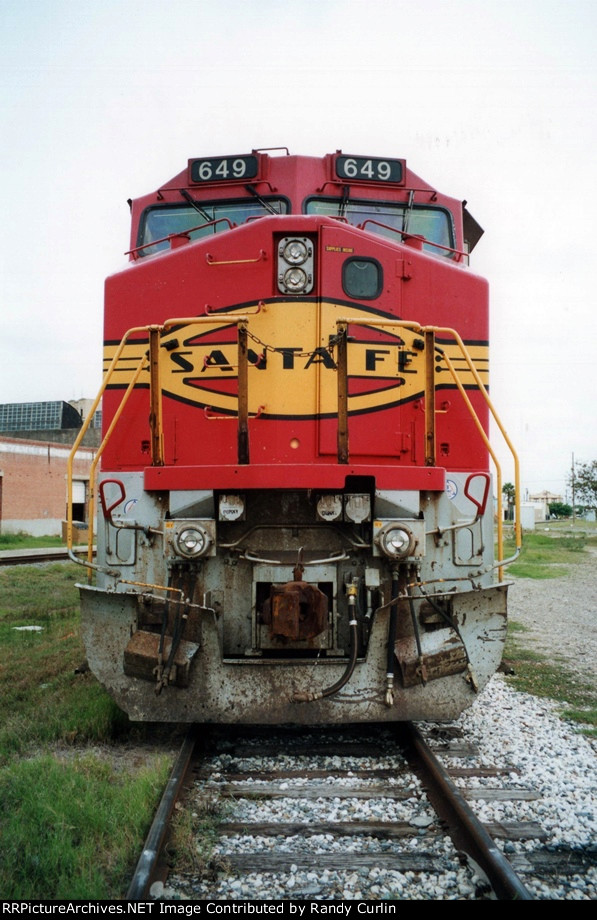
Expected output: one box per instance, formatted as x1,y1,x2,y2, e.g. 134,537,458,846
68,148,520,724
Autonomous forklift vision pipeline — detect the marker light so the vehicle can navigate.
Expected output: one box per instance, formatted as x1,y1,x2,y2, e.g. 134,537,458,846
344,493,371,523
219,494,245,522
316,494,343,521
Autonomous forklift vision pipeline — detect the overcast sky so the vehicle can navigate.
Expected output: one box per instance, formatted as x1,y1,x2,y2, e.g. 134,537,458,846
1,0,595,500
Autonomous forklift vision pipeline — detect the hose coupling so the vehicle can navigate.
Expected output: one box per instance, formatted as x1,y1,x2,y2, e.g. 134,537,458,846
292,689,322,703
385,672,395,707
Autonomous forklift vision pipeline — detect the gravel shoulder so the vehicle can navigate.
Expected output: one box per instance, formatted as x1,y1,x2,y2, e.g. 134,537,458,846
506,557,597,693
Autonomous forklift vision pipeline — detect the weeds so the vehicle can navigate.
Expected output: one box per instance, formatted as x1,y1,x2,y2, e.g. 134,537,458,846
168,795,228,878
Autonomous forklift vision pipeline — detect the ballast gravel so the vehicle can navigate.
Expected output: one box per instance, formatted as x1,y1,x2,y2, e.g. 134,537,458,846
162,676,596,901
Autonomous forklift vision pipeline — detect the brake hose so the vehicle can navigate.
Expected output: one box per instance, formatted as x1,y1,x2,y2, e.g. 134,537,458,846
292,584,359,702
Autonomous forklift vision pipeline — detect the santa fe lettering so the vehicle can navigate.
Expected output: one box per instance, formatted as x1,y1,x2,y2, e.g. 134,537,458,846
198,348,337,372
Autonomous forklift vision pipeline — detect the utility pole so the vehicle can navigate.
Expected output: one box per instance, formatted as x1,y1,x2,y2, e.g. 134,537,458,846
571,452,576,526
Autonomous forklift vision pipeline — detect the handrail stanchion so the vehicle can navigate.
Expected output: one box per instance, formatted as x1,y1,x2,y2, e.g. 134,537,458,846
336,322,349,464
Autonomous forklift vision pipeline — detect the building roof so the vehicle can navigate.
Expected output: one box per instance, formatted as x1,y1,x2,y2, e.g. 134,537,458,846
0,401,82,432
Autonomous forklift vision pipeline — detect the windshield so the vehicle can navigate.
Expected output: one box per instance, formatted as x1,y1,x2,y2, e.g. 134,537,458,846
306,198,454,257
138,197,288,256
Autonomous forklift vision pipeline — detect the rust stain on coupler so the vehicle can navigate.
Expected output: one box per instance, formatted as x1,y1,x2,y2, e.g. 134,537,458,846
263,581,328,640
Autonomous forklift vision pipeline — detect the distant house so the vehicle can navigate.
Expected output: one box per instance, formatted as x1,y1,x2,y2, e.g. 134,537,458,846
527,490,563,523
528,490,563,505
0,401,100,538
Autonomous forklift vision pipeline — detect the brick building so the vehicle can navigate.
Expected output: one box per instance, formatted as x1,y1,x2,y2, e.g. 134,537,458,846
0,401,100,538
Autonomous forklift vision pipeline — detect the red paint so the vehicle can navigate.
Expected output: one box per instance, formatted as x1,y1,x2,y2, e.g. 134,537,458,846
102,151,489,485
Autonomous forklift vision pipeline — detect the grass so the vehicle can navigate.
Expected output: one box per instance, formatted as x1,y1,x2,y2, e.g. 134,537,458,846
501,525,597,579
0,564,127,761
168,793,228,879
0,562,174,898
0,532,65,550
0,754,171,899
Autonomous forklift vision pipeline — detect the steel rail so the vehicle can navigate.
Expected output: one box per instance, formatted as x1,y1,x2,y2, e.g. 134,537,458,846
0,548,83,566
126,727,197,900
400,721,533,901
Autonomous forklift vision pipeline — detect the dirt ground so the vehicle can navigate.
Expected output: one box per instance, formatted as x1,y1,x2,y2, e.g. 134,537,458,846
506,553,597,693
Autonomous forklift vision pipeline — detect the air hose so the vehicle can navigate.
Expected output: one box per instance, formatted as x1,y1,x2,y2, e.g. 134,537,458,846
292,584,359,703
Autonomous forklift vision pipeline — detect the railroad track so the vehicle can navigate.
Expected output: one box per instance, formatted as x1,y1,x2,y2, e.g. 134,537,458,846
127,723,549,901
0,547,94,566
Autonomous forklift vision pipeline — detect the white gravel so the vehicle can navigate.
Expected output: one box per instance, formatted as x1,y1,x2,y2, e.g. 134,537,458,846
162,567,596,902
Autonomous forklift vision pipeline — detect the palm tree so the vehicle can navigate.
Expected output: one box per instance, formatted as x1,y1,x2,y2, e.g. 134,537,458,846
502,482,516,521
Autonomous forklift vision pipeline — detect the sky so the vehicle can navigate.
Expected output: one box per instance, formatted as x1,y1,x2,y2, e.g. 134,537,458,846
1,0,596,501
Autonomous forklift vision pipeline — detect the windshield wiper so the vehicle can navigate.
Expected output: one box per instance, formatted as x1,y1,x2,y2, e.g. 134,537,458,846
402,189,415,234
339,185,350,219
180,188,213,223
245,184,278,216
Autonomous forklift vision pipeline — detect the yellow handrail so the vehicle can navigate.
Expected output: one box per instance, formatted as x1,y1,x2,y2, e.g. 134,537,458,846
67,317,250,575
336,318,522,576
66,325,151,573
432,326,522,577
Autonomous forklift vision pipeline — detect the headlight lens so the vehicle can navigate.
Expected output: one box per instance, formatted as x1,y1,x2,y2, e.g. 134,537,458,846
378,525,414,559
282,239,308,264
282,267,308,292
175,525,210,558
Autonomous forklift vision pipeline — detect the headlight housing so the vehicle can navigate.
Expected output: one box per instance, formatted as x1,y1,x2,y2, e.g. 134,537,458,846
282,239,309,265
165,520,216,560
374,521,424,560
175,525,211,558
278,236,314,294
379,527,413,558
